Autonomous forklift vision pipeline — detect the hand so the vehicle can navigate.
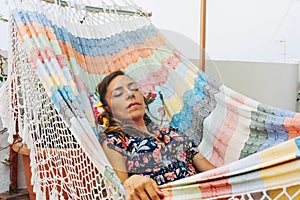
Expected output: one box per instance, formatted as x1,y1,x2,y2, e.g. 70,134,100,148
123,175,164,200
193,153,215,172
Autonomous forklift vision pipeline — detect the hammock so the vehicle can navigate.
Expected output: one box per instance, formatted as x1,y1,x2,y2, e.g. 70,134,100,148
1,0,300,199
0,52,7,83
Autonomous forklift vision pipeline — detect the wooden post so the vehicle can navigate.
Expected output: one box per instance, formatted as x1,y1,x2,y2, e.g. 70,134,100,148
9,137,18,193
10,81,19,193
200,0,207,72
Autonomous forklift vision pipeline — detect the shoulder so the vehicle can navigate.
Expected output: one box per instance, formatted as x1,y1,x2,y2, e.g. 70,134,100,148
156,125,180,135
102,132,128,149
156,125,191,141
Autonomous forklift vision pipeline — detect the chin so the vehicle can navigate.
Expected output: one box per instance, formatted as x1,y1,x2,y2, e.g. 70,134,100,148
129,113,145,122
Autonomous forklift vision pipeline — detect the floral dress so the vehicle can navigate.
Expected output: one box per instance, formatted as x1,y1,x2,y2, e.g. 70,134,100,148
101,124,199,185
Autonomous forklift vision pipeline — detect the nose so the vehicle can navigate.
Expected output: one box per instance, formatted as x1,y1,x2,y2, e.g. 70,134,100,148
125,89,135,100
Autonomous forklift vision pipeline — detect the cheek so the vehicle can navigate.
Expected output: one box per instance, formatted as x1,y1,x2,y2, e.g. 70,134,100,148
110,100,127,118
139,95,146,109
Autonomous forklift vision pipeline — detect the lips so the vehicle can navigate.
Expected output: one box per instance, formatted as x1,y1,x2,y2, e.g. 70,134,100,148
127,102,141,109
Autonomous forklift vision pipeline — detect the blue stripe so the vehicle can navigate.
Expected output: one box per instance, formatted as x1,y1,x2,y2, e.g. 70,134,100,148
258,115,288,151
295,137,300,150
170,71,208,131
273,108,296,118
12,9,160,57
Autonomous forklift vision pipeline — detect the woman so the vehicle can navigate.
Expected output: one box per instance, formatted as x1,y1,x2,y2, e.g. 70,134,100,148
96,71,215,200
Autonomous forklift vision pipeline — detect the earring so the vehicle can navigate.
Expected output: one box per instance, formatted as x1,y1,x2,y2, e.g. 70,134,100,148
93,101,109,129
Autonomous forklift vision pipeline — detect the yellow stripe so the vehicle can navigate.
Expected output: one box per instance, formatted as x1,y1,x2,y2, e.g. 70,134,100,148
269,184,300,199
43,71,55,96
164,94,184,120
259,140,299,163
68,81,79,96
261,159,300,189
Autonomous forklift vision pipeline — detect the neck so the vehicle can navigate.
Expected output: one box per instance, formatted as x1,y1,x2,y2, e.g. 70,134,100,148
126,119,150,134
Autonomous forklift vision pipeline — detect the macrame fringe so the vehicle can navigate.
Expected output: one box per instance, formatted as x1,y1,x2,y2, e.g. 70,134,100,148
0,81,15,143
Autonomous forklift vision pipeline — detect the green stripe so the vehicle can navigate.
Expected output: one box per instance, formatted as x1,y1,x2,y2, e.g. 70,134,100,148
239,110,268,159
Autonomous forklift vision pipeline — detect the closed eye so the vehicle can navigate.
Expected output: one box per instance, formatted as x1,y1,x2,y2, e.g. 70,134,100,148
128,82,138,91
112,88,123,97
112,92,123,97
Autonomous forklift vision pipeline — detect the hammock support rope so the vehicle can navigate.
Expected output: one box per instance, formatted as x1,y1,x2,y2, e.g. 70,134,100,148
43,0,152,17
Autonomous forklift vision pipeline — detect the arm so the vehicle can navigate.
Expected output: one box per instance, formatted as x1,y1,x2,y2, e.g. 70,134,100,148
102,140,164,200
102,140,128,182
192,152,215,172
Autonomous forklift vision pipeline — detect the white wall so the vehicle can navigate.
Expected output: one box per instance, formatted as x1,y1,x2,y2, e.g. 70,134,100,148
203,60,298,112
0,119,10,193
0,115,26,194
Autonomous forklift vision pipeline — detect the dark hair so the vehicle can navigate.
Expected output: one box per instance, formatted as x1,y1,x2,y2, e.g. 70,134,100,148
96,70,152,137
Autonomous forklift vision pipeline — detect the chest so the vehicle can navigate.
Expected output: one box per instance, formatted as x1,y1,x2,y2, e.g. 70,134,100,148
125,134,190,156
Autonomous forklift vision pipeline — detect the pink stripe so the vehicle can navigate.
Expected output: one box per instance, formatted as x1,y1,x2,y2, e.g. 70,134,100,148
196,165,230,181
210,91,245,167
18,22,167,75
199,178,232,199
137,52,181,95
160,166,231,199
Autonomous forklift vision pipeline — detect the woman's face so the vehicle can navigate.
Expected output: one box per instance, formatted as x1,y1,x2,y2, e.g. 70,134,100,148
105,75,146,124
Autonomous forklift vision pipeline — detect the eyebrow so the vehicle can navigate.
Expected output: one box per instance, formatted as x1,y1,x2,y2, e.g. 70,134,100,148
111,81,136,92
127,82,137,87
112,86,123,92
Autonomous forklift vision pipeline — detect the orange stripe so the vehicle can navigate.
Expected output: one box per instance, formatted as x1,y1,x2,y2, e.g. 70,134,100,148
17,22,31,42
32,22,46,37
17,22,166,75
45,26,57,40
283,118,300,140
56,36,163,74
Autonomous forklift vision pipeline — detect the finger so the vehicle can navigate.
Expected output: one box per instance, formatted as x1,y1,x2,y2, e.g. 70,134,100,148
125,182,140,200
137,190,150,200
125,181,150,200
126,189,141,200
143,181,161,200
156,189,165,199
126,193,141,200
150,179,164,198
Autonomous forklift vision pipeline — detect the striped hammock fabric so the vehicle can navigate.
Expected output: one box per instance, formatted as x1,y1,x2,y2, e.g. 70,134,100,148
1,0,300,199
